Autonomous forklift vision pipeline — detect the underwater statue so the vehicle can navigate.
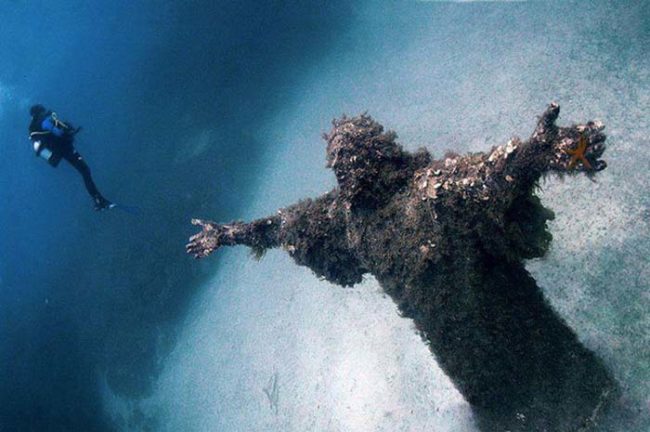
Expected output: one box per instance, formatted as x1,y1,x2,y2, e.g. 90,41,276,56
187,103,617,430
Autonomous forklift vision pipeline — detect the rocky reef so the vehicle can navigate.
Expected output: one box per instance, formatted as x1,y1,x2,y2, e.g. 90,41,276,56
187,103,617,431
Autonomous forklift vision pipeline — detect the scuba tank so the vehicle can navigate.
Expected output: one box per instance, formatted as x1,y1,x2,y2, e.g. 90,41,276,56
33,140,53,162
31,139,61,166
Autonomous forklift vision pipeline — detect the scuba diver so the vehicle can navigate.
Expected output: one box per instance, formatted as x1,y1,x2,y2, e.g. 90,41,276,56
28,104,113,210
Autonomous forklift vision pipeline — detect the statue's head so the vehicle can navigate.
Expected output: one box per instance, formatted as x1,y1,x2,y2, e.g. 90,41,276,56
324,114,416,209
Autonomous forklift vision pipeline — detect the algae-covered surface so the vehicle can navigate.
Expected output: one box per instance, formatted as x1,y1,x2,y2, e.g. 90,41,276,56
187,105,617,430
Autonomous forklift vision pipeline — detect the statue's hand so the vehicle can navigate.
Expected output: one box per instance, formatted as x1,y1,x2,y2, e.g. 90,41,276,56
186,219,230,258
552,122,608,173
514,103,608,177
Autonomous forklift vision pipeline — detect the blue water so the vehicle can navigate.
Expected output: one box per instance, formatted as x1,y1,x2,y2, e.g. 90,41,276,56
1,2,353,430
1,1,648,431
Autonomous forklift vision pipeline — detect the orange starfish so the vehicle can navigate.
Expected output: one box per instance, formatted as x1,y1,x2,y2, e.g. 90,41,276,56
566,134,592,169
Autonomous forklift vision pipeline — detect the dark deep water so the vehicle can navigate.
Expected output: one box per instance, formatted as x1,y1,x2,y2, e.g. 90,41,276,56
0,1,354,430
1,1,649,431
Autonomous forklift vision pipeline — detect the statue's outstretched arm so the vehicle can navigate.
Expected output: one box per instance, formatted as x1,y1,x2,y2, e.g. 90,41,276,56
488,103,607,192
186,215,282,259
187,191,367,286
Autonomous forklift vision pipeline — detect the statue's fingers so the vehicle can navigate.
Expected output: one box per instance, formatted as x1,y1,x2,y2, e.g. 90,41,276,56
586,120,606,132
188,232,205,242
190,251,205,259
544,102,560,121
192,249,207,259
186,242,209,259
593,160,607,171
585,130,607,168
191,218,218,231
538,102,560,129
587,132,607,145
587,141,606,158
186,241,200,255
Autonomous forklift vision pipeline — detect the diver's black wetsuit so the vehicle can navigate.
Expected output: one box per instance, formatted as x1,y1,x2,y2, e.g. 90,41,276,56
29,106,110,209
57,141,103,200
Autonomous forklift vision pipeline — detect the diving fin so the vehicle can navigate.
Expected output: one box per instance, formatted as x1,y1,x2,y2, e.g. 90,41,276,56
111,203,140,215
94,197,139,215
